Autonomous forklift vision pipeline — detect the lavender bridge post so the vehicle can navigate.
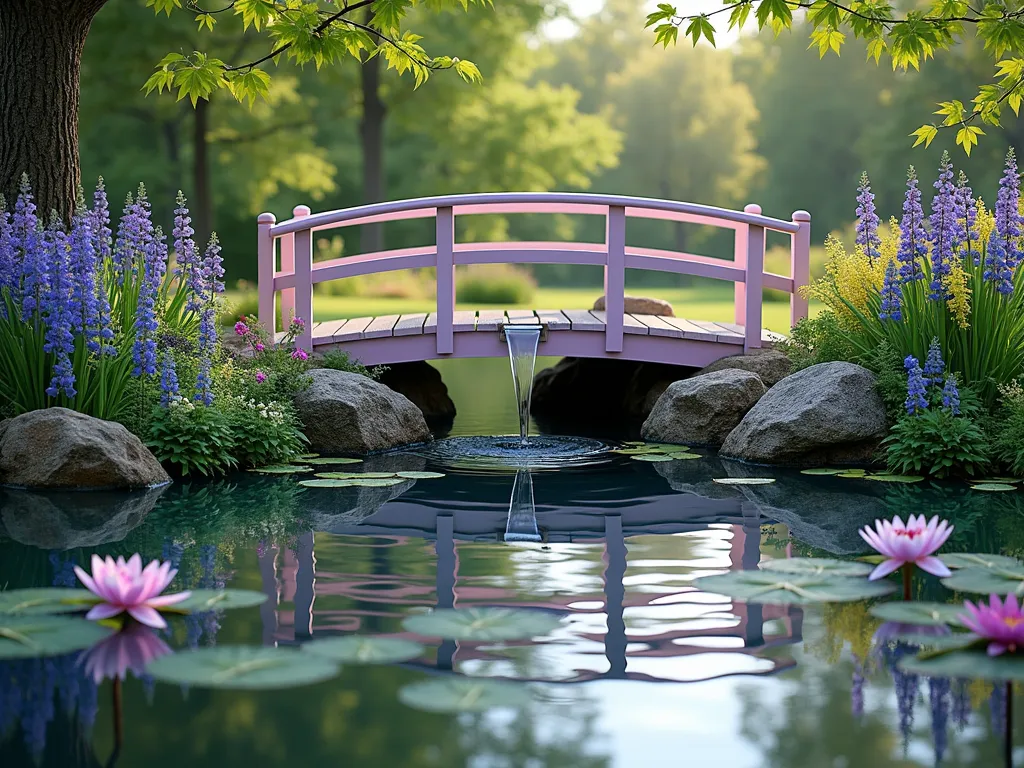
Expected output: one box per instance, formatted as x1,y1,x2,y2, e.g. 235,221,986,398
257,193,811,366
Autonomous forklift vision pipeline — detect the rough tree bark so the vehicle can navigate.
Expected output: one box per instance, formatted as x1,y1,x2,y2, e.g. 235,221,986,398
0,0,109,220
359,10,387,253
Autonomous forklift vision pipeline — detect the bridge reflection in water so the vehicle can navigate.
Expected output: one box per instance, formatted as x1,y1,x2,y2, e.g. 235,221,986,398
257,472,803,684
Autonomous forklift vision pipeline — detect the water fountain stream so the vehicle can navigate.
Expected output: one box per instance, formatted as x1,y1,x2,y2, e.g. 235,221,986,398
503,325,543,445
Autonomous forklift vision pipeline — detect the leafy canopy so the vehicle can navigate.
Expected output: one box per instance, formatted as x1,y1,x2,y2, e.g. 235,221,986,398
646,1,1024,154
143,0,485,107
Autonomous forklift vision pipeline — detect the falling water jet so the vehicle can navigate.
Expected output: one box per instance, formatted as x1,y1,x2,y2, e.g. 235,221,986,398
503,324,543,446
503,470,541,542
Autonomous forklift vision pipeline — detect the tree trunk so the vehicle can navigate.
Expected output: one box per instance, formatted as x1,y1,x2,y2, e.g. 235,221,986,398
193,97,212,247
359,13,387,254
0,0,108,220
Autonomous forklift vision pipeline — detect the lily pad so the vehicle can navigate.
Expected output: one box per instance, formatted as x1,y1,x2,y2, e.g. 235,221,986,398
869,602,968,627
898,647,1024,682
631,454,674,462
168,589,268,613
315,472,397,479
395,471,446,479
611,448,659,455
712,477,776,485
303,636,424,664
399,678,533,713
761,558,873,577
306,457,364,465
863,474,925,483
941,566,1024,595
145,646,339,689
667,452,701,460
970,483,1017,492
250,465,314,474
300,478,405,488
0,589,97,616
837,472,868,479
403,607,562,641
693,570,896,605
0,616,113,659
299,453,320,459
798,468,846,476
939,553,1023,571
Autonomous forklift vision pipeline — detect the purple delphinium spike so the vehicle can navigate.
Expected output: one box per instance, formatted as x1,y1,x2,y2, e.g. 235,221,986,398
41,216,77,399
851,658,864,720
929,152,957,300
855,172,881,263
985,148,1022,294
172,191,203,312
892,643,920,751
905,355,928,415
942,376,960,415
897,167,928,282
952,679,969,730
14,176,42,321
879,261,903,321
929,676,950,764
194,233,223,405
952,171,979,264
88,179,116,354
0,198,14,316
113,184,154,285
68,204,99,348
991,682,1007,736
923,337,945,387
159,350,179,407
132,225,167,376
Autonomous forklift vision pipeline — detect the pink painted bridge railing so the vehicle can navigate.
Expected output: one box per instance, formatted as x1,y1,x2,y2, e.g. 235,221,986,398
257,193,810,367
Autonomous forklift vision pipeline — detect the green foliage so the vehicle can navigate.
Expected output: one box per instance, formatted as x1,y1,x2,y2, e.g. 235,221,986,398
884,409,991,478
992,382,1024,475
147,400,238,477
456,263,535,304
315,350,382,380
219,395,307,469
863,341,907,423
778,312,857,371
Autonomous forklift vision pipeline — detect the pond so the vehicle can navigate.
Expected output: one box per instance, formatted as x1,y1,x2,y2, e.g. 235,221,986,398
2,358,1024,767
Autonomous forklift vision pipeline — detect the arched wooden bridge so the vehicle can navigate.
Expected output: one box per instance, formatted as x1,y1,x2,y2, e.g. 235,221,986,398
257,193,811,366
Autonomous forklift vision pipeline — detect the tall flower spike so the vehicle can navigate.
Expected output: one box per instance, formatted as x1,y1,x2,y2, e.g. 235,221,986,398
132,226,167,376
905,356,928,415
923,337,945,387
113,184,155,286
159,350,179,407
897,167,928,282
855,171,881,263
68,203,99,346
172,191,203,312
985,148,1022,294
194,233,223,406
14,175,42,321
942,376,960,415
41,215,77,399
0,198,15,313
952,170,979,264
878,261,903,321
928,152,956,300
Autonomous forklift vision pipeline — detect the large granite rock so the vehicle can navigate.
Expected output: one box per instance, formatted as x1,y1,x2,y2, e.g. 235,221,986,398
293,369,431,454
642,369,766,447
697,348,792,388
0,486,166,549
0,408,170,489
375,361,456,435
592,295,675,317
720,362,887,466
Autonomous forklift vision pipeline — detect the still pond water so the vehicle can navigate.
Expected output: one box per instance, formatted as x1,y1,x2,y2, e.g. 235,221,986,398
3,358,1024,767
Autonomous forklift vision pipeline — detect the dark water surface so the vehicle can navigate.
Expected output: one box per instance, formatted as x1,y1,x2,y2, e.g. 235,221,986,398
3,358,1024,767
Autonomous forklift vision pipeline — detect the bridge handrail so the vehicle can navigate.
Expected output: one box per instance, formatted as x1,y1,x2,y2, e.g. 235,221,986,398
257,193,811,356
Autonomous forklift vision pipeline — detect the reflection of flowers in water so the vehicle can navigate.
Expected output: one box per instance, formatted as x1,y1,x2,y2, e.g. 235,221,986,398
929,676,950,763
876,640,920,750
951,680,970,730
80,623,172,683
850,658,864,720
48,551,78,587
990,683,1006,737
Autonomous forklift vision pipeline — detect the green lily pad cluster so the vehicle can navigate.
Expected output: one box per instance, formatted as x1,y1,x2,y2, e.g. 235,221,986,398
693,559,896,605
299,470,446,488
612,441,701,462
798,468,924,483
938,552,1024,595
250,456,365,475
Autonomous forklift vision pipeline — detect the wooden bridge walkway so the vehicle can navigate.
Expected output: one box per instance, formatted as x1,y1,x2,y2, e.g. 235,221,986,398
257,193,810,367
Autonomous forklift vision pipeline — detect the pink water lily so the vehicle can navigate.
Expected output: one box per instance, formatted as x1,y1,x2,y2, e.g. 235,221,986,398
80,622,173,683
858,514,953,581
959,594,1024,656
74,554,191,629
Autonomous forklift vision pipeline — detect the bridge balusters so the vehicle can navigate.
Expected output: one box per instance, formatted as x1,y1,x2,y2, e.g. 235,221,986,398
741,203,766,352
257,212,277,337
790,211,812,327
294,223,314,349
604,205,626,353
280,205,310,328
733,223,748,328
436,205,455,354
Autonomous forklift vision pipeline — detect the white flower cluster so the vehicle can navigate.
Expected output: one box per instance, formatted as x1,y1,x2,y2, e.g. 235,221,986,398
168,396,196,412
231,395,287,423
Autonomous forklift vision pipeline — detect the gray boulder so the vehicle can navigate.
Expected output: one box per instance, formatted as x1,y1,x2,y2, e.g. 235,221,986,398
376,361,456,434
593,294,675,317
0,408,170,489
642,369,766,447
294,369,431,454
721,362,887,466
697,348,792,388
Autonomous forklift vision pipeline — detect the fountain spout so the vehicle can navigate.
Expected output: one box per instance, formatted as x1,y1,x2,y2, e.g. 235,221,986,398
503,324,543,445
504,469,541,542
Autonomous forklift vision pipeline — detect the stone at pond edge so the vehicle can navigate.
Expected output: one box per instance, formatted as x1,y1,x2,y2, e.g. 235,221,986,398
293,369,431,454
592,294,675,317
375,361,456,435
642,369,766,448
696,349,793,388
0,408,170,489
720,362,888,467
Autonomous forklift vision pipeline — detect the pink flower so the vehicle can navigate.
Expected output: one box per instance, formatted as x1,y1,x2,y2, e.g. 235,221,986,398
291,317,305,330
255,370,267,383
255,342,265,352
74,554,191,630
80,622,172,683
858,514,953,581
959,594,1024,656
234,320,249,337
291,347,308,361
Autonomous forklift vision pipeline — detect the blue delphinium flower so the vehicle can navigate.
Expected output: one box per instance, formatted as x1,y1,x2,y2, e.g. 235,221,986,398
172,191,204,312
942,375,961,415
113,183,154,285
951,679,970,730
952,170,980,265
879,261,903,321
929,152,957,300
897,167,928,282
0,199,15,317
905,355,928,415
90,180,116,355
929,677,950,764
923,337,945,386
132,225,167,376
159,350,179,407
194,233,224,405
41,217,77,399
851,659,864,720
14,176,42,320
67,203,99,345
985,148,1022,294
855,172,881,263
